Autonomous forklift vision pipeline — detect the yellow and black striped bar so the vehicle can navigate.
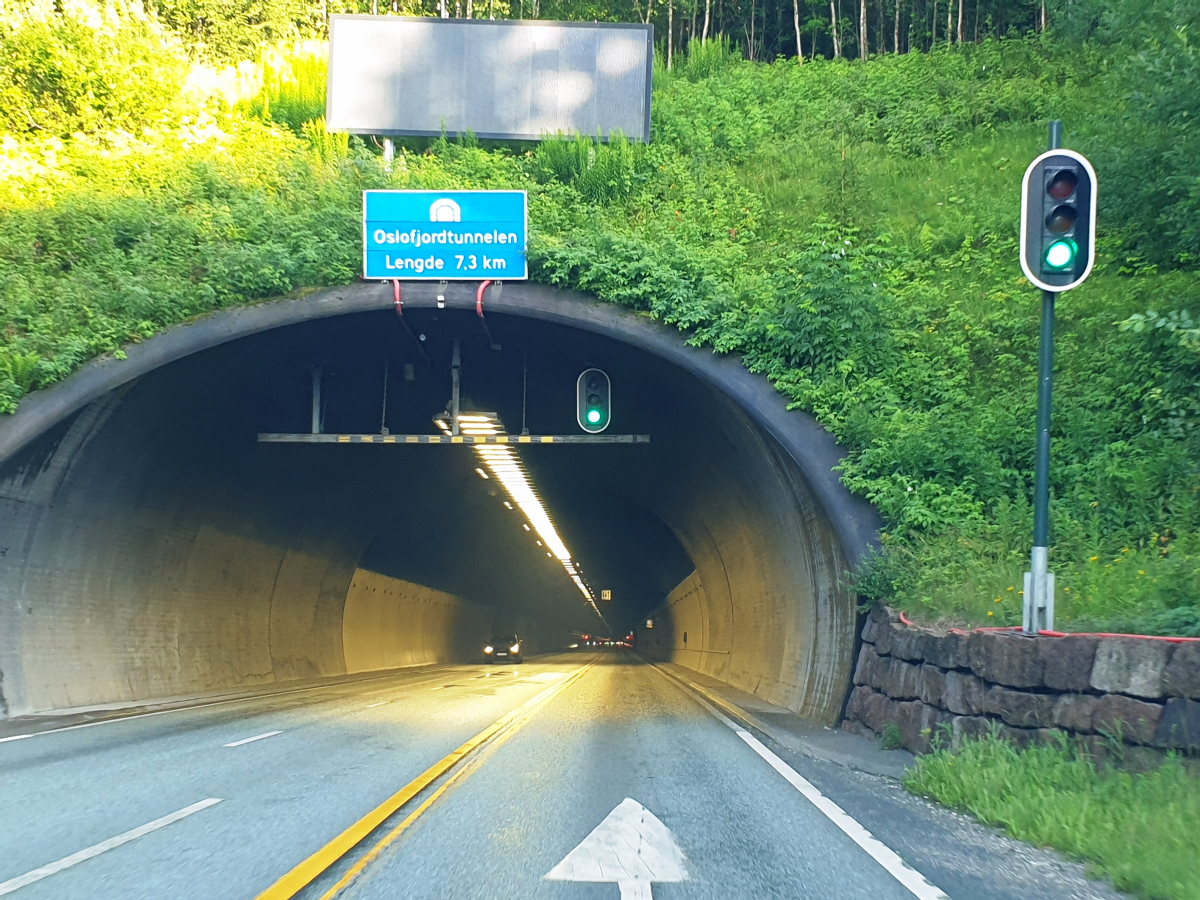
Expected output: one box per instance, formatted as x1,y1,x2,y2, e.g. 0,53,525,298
257,433,650,444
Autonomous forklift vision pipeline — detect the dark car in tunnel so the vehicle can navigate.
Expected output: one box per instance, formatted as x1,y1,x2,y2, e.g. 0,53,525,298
484,635,522,664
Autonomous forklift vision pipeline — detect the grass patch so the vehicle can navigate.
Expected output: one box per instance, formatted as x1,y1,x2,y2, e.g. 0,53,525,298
906,734,1200,899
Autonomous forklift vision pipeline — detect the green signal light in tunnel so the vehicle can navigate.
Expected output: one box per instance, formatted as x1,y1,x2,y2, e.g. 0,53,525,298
1044,239,1077,270
587,409,602,424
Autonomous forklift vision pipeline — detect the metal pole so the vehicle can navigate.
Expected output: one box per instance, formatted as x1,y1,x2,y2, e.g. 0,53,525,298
1027,288,1056,633
311,366,322,435
1025,119,1062,634
379,354,389,436
382,138,394,171
451,340,461,436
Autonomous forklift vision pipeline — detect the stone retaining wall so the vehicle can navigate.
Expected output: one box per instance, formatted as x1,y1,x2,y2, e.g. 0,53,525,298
843,607,1200,764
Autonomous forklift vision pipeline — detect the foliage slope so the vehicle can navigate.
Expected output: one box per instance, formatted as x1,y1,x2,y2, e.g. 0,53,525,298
0,17,1197,633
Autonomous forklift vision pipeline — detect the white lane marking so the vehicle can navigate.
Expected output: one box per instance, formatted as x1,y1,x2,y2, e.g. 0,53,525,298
680,684,950,900
0,667,470,744
736,732,949,899
545,797,688,900
0,798,221,896
223,730,282,747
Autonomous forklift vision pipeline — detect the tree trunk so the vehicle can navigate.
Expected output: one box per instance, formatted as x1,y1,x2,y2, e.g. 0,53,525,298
931,0,937,44
702,0,711,40
946,0,952,41
645,0,655,26
894,0,900,52
859,0,867,58
956,0,964,42
668,0,674,67
748,0,755,59
793,0,804,60
830,0,841,56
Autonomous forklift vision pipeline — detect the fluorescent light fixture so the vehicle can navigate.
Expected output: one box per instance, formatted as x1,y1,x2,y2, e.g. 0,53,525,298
434,410,602,615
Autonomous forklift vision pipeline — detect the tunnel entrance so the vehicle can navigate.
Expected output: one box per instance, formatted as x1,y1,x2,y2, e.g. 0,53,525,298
0,284,876,725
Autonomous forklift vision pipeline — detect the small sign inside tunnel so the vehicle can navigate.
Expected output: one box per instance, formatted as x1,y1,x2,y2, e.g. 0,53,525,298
364,190,528,281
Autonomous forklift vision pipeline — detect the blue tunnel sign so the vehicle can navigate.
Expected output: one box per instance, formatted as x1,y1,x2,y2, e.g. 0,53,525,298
363,190,528,281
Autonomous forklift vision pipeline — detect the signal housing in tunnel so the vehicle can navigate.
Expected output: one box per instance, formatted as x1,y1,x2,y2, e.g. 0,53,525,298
0,283,878,724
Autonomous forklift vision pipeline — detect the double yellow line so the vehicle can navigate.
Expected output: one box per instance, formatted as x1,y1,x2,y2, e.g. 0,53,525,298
255,662,593,900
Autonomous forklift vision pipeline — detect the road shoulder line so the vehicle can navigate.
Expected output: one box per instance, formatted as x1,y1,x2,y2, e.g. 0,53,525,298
650,663,950,900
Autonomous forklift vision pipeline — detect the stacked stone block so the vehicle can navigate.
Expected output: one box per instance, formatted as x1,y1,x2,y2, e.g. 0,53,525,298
844,607,1200,760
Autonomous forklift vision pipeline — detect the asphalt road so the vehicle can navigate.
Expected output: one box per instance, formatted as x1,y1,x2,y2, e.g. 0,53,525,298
0,654,1126,900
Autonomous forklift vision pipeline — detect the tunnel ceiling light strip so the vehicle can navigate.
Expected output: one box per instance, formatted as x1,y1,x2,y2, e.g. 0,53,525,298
438,413,602,615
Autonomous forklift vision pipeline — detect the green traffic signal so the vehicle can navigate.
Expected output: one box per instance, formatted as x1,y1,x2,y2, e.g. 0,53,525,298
1020,149,1096,292
577,368,611,433
1044,239,1077,270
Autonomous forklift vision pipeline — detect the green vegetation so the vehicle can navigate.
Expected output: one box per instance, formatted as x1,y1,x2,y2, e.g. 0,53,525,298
0,1,1197,633
907,734,1200,900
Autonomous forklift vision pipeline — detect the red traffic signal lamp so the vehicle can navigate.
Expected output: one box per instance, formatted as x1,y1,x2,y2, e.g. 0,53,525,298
1020,148,1097,292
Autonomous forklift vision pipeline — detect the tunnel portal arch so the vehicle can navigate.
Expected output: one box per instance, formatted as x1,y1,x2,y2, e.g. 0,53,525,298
0,282,878,724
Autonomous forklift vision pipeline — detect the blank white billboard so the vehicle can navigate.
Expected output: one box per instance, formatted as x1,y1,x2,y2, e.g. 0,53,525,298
326,16,653,142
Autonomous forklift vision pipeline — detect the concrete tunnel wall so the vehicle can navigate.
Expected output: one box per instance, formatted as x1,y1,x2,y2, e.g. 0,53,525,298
0,282,879,723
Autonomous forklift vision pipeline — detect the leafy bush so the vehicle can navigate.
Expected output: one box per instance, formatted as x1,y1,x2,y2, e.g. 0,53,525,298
149,0,317,62
0,3,187,137
1063,0,1200,268
534,133,644,203
242,45,328,133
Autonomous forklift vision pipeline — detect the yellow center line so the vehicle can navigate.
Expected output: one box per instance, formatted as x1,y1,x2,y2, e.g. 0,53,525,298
254,661,595,900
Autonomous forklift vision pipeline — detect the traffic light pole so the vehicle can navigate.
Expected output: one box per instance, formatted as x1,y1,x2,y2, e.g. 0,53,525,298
1025,120,1062,635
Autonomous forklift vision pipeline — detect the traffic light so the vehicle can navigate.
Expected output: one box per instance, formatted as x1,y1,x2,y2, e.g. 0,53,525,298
576,368,611,433
1020,149,1097,292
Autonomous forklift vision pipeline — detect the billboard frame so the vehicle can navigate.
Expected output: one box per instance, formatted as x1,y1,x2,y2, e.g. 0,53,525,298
326,15,654,143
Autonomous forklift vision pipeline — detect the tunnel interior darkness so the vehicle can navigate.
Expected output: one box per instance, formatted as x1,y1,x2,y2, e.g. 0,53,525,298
0,300,862,724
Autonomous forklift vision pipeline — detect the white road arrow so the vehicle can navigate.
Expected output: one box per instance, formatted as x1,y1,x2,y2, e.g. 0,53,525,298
544,798,689,900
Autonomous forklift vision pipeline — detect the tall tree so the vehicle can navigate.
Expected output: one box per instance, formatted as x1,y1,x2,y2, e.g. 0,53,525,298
859,0,867,57
793,0,803,60
830,0,841,56
956,0,964,42
748,0,755,59
667,0,674,66
894,0,900,52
